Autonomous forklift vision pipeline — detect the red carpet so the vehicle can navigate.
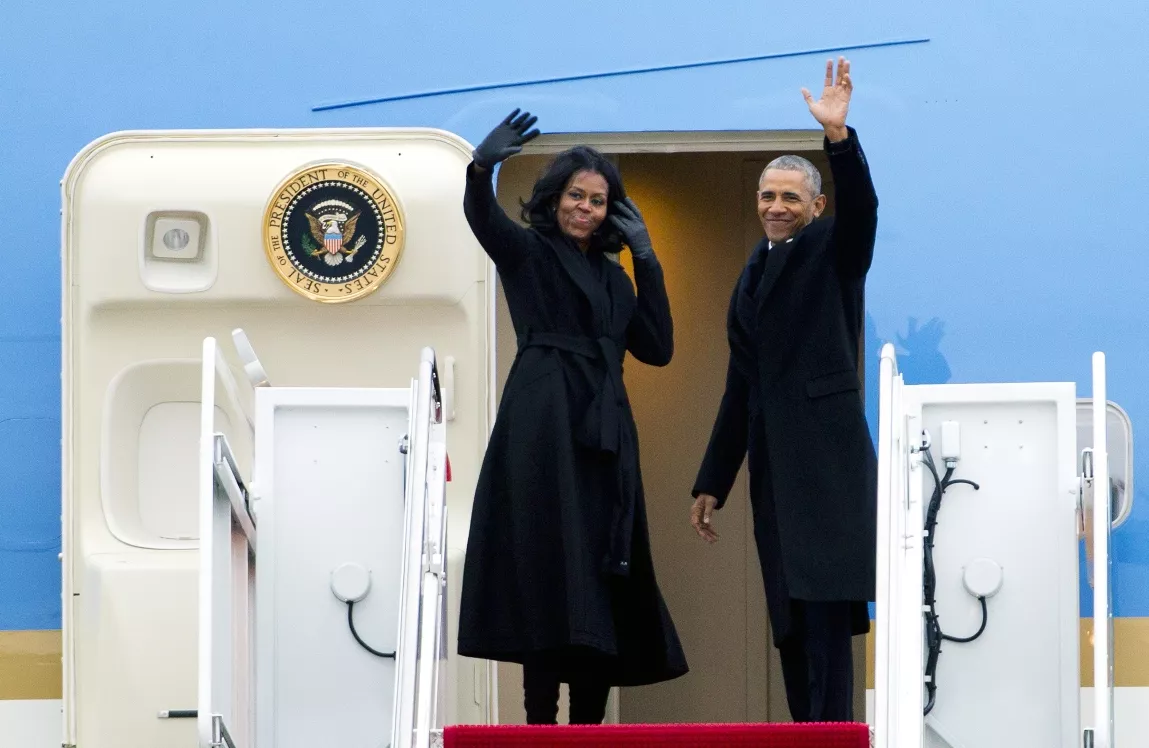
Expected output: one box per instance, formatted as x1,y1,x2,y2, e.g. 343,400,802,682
444,723,870,747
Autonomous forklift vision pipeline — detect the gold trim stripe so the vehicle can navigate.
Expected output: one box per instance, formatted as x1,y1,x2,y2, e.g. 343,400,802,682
0,630,61,700
6,621,1149,700
865,618,1149,689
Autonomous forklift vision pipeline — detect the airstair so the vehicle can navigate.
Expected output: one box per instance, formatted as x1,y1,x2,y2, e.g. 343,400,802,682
196,329,447,748
872,345,1126,748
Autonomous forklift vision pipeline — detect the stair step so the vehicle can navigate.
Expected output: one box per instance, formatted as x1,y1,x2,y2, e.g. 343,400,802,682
444,722,870,747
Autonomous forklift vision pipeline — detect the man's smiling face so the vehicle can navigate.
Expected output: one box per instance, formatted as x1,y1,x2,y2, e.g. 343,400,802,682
757,168,826,243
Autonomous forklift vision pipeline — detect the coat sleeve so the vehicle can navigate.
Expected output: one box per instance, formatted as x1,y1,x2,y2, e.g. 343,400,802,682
691,283,750,509
625,255,674,366
826,126,879,279
463,162,532,273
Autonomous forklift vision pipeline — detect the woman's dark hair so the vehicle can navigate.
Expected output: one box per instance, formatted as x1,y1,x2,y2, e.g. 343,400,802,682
520,145,627,253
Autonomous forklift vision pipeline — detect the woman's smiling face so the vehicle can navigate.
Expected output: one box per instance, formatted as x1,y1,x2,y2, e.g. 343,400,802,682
555,169,609,249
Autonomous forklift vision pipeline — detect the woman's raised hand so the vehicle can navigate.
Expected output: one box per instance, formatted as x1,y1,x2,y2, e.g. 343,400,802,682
472,109,541,170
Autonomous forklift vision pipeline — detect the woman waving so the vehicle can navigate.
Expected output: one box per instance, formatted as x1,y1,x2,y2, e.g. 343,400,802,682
457,109,688,725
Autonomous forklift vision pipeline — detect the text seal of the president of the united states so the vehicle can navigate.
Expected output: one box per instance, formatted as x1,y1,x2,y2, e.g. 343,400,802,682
263,163,405,303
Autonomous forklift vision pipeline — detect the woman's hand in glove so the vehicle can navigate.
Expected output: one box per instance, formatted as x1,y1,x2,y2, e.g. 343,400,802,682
609,197,655,260
472,109,540,171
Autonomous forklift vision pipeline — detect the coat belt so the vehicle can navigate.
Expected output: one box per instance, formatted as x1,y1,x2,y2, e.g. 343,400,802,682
517,331,636,577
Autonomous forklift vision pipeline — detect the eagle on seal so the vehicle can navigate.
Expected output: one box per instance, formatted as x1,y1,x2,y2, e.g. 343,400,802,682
306,205,362,267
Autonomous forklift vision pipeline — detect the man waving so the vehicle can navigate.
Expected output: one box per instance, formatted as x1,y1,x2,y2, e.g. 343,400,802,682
691,57,878,723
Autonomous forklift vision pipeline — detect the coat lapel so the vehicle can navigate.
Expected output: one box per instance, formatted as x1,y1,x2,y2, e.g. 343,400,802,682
755,235,797,311
548,237,608,331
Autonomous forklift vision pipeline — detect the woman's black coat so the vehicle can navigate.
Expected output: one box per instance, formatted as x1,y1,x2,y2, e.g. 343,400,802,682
456,163,688,687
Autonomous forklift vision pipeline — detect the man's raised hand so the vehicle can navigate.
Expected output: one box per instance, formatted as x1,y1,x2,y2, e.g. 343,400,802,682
802,57,852,142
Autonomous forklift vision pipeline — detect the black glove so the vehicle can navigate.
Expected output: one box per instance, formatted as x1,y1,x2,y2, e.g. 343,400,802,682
472,109,540,169
609,198,654,260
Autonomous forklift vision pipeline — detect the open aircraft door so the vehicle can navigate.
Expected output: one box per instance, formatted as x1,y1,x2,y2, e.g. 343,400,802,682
62,126,494,748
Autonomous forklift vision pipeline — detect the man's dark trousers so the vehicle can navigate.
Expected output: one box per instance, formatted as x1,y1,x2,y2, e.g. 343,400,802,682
776,600,855,722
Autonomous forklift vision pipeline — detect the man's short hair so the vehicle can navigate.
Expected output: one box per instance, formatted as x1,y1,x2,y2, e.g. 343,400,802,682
760,155,822,199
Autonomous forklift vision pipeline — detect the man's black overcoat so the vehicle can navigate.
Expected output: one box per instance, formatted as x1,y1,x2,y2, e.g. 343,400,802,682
457,163,688,687
693,128,878,642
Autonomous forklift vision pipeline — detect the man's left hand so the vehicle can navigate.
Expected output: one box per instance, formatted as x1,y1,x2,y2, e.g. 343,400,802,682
802,57,852,142
690,494,719,543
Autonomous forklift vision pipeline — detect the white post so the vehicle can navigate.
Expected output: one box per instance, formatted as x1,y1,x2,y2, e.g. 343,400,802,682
392,349,437,748
199,338,219,748
873,343,898,748
1091,352,1113,748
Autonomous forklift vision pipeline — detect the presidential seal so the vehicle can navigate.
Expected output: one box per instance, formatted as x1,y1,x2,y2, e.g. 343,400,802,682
263,163,404,303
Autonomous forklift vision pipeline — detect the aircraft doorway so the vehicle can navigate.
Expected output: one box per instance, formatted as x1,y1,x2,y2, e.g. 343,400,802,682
491,131,866,725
